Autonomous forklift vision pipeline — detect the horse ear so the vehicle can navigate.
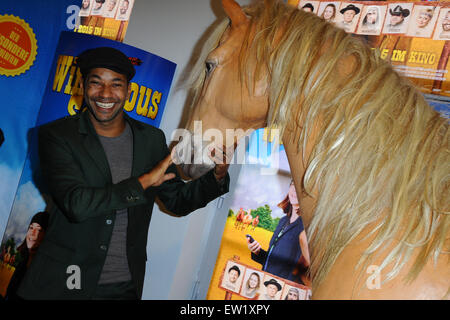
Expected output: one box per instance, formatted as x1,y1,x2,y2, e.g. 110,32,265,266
222,0,247,28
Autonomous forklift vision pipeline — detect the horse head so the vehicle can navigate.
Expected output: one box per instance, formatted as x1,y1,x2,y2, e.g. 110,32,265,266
174,0,271,179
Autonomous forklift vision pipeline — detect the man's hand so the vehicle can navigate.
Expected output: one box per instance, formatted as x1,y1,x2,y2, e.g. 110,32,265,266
138,148,176,189
208,143,236,181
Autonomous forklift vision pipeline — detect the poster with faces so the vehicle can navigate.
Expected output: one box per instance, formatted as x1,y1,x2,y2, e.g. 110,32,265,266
298,1,320,15
79,0,93,17
406,5,440,38
382,2,414,34
433,7,450,40
356,5,387,36
317,2,341,23
334,2,364,33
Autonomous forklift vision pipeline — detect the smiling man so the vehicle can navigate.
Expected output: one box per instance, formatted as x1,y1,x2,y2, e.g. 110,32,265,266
17,47,230,300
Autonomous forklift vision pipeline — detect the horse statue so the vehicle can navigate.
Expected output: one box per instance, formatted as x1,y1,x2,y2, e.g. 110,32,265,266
176,0,449,299
242,210,254,231
251,215,259,231
234,207,245,229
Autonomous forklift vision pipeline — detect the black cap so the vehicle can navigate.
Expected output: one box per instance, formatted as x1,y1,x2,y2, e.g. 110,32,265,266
30,211,49,232
76,47,136,81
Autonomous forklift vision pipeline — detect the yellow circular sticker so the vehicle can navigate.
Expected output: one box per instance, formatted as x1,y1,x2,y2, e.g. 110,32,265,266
0,15,38,77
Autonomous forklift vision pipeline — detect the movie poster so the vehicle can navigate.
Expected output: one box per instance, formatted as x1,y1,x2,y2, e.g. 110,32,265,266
207,129,312,300
0,0,80,262
289,0,450,102
0,31,176,299
75,0,135,42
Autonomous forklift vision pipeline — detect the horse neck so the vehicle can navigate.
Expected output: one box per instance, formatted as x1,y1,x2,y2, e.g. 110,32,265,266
282,122,320,229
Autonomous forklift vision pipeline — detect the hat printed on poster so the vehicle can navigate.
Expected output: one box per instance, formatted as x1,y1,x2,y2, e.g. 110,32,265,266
298,1,320,15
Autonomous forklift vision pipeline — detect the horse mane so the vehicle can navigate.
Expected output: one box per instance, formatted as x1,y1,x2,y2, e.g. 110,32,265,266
187,0,449,290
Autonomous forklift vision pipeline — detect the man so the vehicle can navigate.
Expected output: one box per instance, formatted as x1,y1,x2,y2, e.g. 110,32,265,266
260,278,282,300
336,4,360,32
17,47,230,300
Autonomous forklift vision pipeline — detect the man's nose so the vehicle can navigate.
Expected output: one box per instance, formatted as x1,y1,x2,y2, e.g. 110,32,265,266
99,85,113,99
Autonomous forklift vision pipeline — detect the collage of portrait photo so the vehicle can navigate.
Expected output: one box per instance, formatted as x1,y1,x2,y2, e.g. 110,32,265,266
298,1,449,40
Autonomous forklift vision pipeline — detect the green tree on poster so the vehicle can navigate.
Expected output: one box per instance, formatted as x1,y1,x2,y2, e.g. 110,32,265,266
250,205,279,232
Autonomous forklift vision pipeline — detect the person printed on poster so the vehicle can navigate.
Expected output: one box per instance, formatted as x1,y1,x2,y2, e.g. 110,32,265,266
335,4,361,33
116,0,133,21
320,3,337,23
383,4,411,34
240,270,263,299
4,212,49,300
102,0,118,18
246,181,311,285
258,277,283,300
407,5,438,38
79,0,93,17
435,9,450,40
91,0,105,16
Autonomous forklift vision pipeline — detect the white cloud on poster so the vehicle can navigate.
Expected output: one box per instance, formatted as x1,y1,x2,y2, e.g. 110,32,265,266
0,164,21,239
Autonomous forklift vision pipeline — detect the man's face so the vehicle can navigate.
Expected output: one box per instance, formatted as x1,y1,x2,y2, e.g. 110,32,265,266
120,1,129,14
443,12,450,32
228,270,239,283
266,284,278,297
26,223,44,249
390,14,404,26
343,10,356,23
82,68,130,125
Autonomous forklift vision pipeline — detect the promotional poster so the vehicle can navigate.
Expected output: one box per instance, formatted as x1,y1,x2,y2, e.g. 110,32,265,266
75,0,135,42
290,0,450,101
0,31,176,299
0,0,80,253
207,129,312,300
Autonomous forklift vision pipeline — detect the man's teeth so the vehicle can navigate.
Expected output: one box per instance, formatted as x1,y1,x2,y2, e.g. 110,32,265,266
96,102,114,109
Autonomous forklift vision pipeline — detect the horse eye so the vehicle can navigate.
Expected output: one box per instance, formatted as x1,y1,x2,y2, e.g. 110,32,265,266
205,61,215,75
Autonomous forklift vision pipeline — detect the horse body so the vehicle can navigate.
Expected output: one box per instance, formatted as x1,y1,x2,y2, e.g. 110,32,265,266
181,0,449,299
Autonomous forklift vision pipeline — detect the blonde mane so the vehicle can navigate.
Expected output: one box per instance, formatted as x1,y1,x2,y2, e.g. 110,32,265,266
187,0,449,289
